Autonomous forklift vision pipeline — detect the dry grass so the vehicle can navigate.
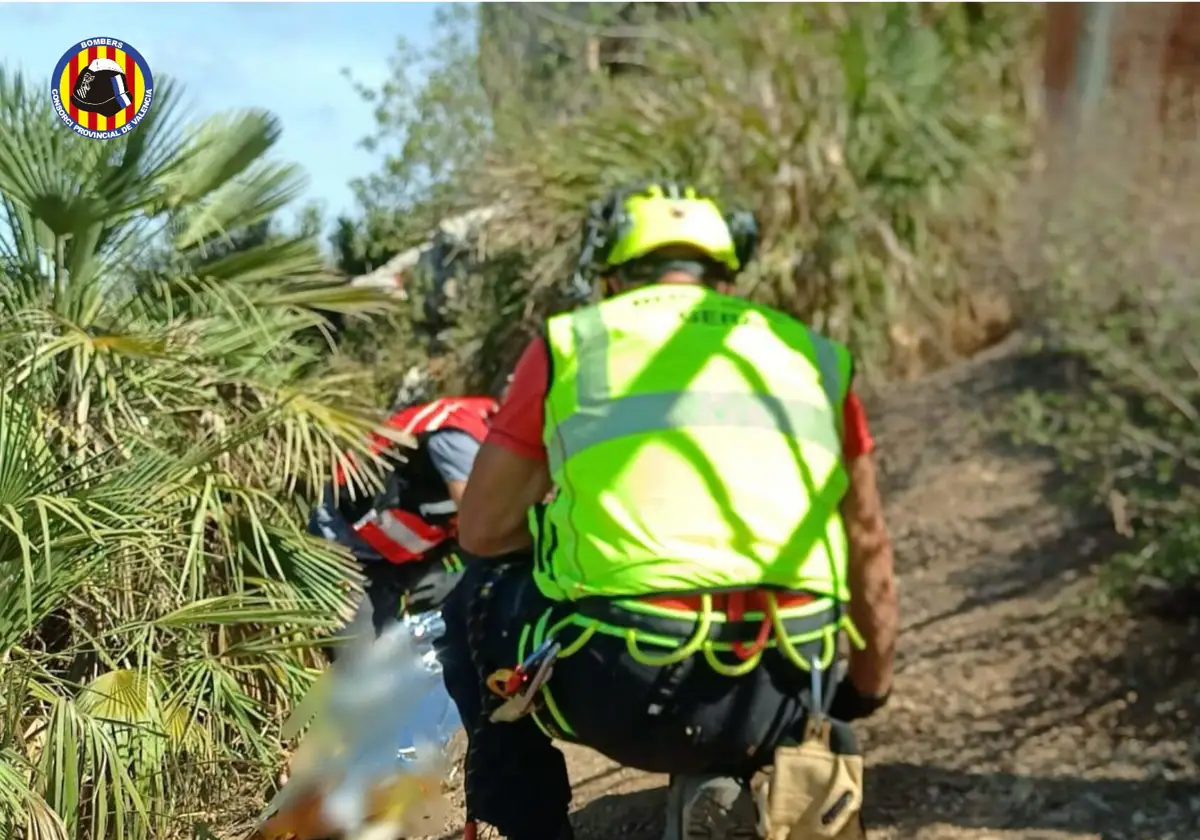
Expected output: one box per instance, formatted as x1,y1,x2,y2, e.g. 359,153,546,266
412,3,1043,387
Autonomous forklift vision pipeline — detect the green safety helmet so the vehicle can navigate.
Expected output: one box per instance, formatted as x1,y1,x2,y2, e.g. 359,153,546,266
570,182,759,302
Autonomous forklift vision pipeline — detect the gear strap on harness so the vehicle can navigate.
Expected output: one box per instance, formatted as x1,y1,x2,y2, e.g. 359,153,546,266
644,590,772,724
726,590,774,661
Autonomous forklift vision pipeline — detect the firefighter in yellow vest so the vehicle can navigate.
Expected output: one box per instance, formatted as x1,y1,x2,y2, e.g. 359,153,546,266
436,183,899,840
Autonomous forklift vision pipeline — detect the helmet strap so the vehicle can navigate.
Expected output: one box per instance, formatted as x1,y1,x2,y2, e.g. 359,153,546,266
569,198,616,304
652,259,710,280
616,257,722,289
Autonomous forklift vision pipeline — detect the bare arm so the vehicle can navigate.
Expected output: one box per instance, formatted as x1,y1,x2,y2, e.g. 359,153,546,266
425,429,476,523
841,451,898,696
446,479,468,508
458,442,552,557
426,430,480,506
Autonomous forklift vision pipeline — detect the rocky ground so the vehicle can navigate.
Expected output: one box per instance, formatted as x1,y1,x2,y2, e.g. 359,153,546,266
383,336,1199,840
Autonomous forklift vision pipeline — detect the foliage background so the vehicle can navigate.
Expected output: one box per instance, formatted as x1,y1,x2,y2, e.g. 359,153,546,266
1003,87,1200,604
335,3,1041,397
0,67,404,838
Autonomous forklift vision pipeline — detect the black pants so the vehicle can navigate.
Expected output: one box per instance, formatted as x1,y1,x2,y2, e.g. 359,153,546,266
436,561,834,840
305,503,463,635
361,549,464,634
326,557,463,663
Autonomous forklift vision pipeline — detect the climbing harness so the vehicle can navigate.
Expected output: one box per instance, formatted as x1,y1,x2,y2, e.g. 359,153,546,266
458,574,863,837
499,589,863,741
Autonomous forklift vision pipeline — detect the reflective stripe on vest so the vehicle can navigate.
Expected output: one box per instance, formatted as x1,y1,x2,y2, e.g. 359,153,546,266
547,304,846,472
354,508,447,564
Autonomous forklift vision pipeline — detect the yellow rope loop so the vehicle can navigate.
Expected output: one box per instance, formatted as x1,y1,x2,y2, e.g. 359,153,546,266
841,615,866,650
818,624,837,670
623,594,713,667
556,622,596,658
701,640,763,676
766,591,811,671
528,610,577,737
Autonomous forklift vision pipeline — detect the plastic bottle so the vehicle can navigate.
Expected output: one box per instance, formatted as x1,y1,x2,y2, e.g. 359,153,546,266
256,603,462,840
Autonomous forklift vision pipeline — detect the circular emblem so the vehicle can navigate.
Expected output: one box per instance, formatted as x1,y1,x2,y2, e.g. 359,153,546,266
51,37,154,141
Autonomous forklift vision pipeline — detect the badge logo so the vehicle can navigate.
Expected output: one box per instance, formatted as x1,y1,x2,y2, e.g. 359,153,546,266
51,37,154,141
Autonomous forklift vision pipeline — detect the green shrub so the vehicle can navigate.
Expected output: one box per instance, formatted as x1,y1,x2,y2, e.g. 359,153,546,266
1006,97,1200,598
447,2,1038,381
0,69,402,839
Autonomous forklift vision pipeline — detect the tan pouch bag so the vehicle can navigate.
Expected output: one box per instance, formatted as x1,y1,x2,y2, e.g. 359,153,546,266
760,720,866,840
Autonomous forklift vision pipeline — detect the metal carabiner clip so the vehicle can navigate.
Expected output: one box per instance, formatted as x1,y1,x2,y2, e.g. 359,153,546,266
809,654,825,725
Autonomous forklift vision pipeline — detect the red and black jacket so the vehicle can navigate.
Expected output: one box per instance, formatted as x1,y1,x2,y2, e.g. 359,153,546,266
333,396,497,564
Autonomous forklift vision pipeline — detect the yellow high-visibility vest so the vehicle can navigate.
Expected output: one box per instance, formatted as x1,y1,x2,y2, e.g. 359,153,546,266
529,284,854,606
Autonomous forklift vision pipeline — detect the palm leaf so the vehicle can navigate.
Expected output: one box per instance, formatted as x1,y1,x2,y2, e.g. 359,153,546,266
0,61,410,839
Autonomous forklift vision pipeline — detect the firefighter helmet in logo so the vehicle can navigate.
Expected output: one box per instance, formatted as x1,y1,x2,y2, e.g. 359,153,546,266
51,37,154,141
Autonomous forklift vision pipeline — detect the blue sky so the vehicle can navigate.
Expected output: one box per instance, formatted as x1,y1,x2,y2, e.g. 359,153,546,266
0,2,444,224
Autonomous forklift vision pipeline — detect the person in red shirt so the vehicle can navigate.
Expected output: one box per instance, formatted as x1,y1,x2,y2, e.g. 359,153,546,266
435,185,898,840
307,384,498,638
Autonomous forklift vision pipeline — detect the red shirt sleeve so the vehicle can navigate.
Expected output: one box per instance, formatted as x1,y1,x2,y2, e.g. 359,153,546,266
486,338,549,462
842,389,874,461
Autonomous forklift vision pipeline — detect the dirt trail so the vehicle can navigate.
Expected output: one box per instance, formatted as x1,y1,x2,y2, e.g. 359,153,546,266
552,338,1200,840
